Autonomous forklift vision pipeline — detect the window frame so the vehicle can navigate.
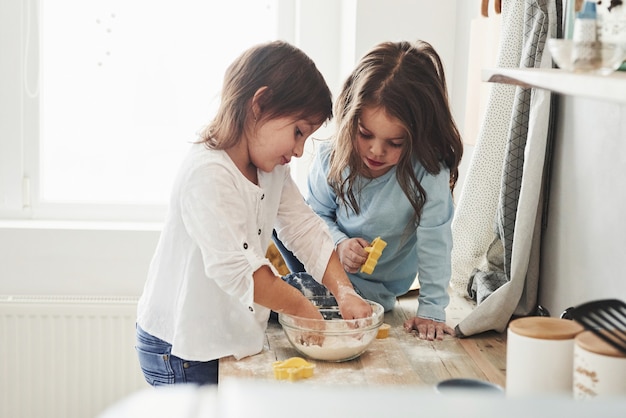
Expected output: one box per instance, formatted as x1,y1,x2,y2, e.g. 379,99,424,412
0,0,300,223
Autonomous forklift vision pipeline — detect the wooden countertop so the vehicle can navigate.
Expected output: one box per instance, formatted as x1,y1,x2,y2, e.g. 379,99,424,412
219,291,506,388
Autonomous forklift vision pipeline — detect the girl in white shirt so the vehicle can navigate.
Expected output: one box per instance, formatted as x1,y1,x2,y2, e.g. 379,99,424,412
135,41,372,386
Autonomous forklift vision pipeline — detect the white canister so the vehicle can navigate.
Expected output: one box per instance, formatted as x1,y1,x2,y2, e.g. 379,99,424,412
506,317,584,398
574,330,626,399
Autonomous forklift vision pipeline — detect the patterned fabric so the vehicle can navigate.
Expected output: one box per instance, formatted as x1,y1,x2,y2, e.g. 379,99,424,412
496,0,551,279
467,268,508,304
454,0,561,336
450,1,522,295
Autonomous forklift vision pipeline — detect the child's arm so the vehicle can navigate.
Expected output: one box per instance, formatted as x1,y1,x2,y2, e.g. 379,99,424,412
252,265,323,320
320,251,372,320
406,168,456,340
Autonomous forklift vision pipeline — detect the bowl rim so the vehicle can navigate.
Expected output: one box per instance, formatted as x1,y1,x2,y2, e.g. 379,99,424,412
278,298,384,332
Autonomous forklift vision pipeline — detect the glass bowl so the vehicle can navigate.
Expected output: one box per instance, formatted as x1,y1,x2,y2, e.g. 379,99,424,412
547,38,626,75
278,297,384,362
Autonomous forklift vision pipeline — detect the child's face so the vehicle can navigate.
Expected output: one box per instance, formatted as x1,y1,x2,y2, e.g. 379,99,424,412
356,106,405,178
249,116,322,173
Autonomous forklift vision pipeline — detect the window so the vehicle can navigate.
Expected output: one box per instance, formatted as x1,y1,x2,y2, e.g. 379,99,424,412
1,0,286,222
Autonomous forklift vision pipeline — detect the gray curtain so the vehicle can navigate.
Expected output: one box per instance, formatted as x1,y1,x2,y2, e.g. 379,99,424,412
453,0,561,337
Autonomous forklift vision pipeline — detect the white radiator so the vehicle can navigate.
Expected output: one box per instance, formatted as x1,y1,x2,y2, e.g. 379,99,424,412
0,295,148,418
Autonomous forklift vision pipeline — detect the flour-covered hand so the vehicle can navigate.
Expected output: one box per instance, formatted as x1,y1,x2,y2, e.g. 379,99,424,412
404,316,456,341
335,286,372,320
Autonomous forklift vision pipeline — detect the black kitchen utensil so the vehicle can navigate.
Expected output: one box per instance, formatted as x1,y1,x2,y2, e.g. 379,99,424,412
567,299,626,355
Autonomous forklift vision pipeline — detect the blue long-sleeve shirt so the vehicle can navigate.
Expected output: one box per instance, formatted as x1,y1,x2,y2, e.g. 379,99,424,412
306,142,453,322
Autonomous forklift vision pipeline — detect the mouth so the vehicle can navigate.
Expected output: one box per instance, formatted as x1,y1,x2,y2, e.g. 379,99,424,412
281,156,290,165
366,157,384,168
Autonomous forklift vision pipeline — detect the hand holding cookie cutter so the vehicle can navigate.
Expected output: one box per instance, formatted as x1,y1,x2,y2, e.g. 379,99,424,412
360,237,387,274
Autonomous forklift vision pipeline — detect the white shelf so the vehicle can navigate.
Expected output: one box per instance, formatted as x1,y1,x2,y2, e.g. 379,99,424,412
482,67,626,104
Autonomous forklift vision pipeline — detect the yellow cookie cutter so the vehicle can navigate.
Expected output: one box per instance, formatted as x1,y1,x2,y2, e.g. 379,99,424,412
272,357,315,381
376,323,391,339
360,236,387,274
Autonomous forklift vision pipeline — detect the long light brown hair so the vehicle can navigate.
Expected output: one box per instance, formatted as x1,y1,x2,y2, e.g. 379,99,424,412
328,40,463,227
199,40,332,149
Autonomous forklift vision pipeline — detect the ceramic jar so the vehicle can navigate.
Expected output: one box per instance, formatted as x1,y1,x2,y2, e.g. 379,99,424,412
506,317,584,398
574,330,626,399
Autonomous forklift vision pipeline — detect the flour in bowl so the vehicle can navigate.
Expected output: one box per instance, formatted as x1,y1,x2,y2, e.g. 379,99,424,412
294,334,373,361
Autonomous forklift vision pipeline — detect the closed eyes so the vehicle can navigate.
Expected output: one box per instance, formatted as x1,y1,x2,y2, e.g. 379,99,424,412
359,130,404,148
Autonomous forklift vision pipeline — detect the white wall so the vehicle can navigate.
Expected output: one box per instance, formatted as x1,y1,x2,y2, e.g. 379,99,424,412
0,221,159,296
0,2,479,298
539,96,626,315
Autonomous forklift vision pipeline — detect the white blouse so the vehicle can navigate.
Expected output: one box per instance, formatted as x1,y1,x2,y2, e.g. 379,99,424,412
136,143,334,361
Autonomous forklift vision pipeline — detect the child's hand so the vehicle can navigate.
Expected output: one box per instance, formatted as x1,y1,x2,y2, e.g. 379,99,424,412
336,237,370,273
403,316,456,341
335,287,373,320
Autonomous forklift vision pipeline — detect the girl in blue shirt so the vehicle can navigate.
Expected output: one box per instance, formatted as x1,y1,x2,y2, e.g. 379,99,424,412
275,40,463,340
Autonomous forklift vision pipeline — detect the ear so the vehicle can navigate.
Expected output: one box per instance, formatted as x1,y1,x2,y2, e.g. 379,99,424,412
251,86,269,120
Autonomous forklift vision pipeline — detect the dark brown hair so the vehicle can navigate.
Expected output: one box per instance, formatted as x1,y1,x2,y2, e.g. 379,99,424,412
329,40,463,227
200,40,332,149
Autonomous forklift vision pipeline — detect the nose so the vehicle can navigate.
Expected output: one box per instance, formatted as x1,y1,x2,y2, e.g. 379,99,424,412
293,138,305,158
370,139,385,157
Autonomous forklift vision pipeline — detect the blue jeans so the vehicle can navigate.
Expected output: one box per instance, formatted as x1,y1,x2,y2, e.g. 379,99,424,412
135,324,218,386
282,271,336,303
271,229,305,273
281,271,365,303
272,230,365,302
